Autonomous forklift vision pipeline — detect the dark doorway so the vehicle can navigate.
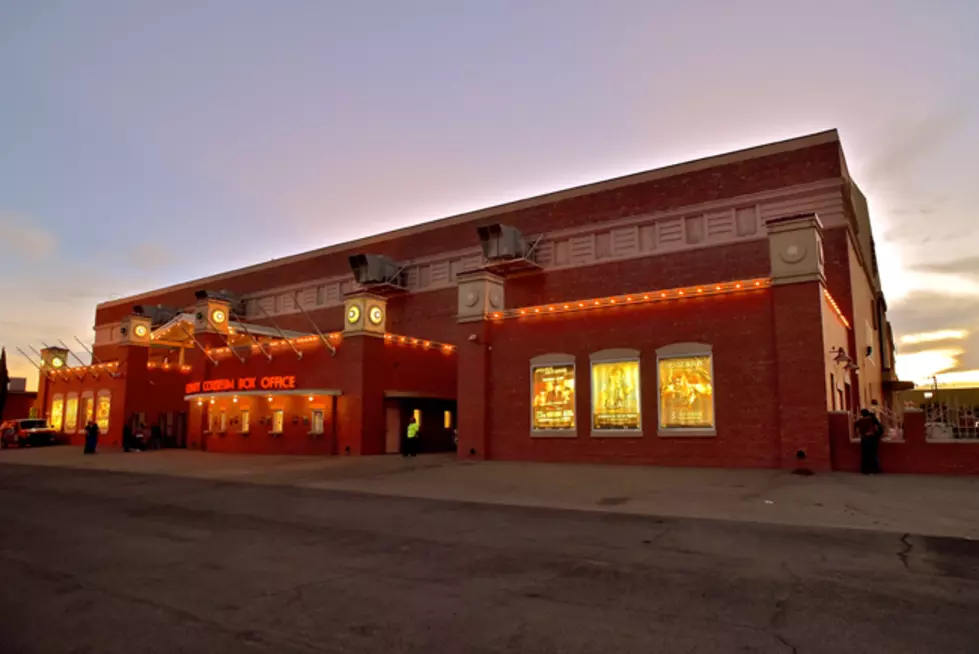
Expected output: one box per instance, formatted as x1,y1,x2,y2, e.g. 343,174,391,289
384,397,457,455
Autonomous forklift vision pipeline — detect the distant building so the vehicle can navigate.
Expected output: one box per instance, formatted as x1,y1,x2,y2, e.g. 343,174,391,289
32,130,928,470
2,378,37,421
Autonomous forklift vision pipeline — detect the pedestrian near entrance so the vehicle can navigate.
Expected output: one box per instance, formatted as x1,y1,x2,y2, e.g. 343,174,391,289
404,416,419,457
150,424,163,450
83,421,99,455
855,409,883,474
122,423,133,452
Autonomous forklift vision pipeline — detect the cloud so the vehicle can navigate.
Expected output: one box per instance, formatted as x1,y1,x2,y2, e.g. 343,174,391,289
0,213,57,260
900,329,968,346
895,347,964,385
914,255,979,276
861,106,971,185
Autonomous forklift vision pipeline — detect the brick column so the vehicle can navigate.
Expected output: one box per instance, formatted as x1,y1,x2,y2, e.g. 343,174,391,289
768,214,832,471
455,271,503,460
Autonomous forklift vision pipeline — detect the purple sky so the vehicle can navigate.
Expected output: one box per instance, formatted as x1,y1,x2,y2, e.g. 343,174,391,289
2,0,979,389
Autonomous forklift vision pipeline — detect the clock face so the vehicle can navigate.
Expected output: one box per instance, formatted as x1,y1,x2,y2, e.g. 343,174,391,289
346,305,362,324
368,305,384,325
211,309,227,324
134,324,148,338
51,357,64,369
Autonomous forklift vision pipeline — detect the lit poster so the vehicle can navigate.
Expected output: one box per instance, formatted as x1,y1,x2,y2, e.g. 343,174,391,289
65,397,78,432
531,364,576,431
50,399,64,431
591,361,641,430
96,396,111,432
658,356,714,429
81,398,93,426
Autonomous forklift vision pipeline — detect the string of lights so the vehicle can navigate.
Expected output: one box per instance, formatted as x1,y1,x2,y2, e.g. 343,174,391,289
383,333,456,353
823,289,851,329
208,332,343,359
487,277,773,321
146,362,194,373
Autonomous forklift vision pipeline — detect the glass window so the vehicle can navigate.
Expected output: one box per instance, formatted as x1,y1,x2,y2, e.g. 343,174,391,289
241,409,250,434
65,396,78,432
311,409,324,434
412,409,422,427
591,360,641,430
50,397,64,431
271,409,284,434
219,411,227,433
96,394,111,432
531,364,576,431
657,354,714,430
81,397,94,426
443,410,452,429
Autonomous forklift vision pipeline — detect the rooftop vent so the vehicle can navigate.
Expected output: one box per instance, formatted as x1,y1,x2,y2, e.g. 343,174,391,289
348,254,406,292
476,224,541,275
132,304,178,327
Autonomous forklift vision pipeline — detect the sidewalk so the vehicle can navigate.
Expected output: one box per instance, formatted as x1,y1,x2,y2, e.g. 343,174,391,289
3,446,978,539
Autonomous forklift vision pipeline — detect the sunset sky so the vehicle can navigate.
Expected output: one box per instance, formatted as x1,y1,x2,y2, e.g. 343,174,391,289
2,1,978,390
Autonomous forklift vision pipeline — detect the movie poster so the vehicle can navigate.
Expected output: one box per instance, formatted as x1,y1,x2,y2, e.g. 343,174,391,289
49,398,64,431
96,395,111,432
591,361,641,430
658,355,714,429
531,364,576,431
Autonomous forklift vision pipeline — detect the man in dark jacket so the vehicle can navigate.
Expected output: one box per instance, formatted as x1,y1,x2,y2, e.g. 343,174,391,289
122,423,133,452
83,421,99,455
855,409,883,474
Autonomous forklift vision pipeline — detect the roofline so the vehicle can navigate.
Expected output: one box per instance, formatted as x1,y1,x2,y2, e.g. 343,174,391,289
98,129,841,311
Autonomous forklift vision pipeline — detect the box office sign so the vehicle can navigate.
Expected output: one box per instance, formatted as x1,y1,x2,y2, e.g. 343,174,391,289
185,376,297,395
591,360,641,430
531,364,576,431
658,355,714,429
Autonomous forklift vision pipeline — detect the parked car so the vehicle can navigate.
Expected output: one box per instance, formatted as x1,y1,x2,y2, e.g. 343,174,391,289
0,419,59,448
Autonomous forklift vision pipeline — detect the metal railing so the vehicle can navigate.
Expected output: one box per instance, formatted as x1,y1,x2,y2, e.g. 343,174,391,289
922,402,979,441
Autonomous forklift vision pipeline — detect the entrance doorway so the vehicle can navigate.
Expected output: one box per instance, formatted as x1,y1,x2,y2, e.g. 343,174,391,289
383,397,457,455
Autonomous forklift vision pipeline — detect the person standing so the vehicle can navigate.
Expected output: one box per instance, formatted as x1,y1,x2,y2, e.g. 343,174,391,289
150,424,163,450
405,415,419,457
855,409,883,474
122,423,133,452
83,420,99,455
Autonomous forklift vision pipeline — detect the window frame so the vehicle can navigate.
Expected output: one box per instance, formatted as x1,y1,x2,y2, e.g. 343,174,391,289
655,343,716,437
310,409,324,435
589,349,642,437
529,353,577,438
271,409,284,435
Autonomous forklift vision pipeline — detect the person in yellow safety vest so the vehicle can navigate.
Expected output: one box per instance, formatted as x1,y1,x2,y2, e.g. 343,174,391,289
405,415,419,457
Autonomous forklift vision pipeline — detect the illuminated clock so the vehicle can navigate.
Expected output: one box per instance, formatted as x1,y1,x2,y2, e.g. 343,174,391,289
134,324,149,338
346,305,362,324
211,309,227,324
368,305,384,325
50,357,64,369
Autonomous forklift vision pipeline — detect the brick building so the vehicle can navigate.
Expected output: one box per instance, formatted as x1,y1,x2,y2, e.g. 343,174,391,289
31,129,930,471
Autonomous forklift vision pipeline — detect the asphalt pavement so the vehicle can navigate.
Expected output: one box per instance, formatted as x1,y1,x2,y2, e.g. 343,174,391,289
0,463,977,653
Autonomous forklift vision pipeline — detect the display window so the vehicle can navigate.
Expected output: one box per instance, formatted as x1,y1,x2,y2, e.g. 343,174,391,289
50,396,64,431
96,393,111,432
591,359,641,431
65,395,78,432
657,346,715,433
531,363,576,431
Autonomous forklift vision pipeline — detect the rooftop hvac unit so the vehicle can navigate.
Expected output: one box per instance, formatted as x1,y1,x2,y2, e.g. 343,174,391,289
193,289,245,315
478,224,530,260
476,224,542,275
132,304,178,327
348,254,405,288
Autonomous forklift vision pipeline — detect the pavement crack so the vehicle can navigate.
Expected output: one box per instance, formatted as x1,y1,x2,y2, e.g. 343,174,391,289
898,533,913,571
775,633,799,653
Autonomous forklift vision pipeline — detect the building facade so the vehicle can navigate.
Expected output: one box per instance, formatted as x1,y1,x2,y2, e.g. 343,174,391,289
32,130,920,471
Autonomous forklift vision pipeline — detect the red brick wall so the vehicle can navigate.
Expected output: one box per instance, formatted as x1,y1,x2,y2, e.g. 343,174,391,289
1,392,36,421
94,142,843,327
506,240,771,308
482,286,781,467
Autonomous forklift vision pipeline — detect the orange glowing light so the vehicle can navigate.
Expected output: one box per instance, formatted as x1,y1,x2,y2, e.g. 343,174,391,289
697,288,704,293
594,300,600,306
660,292,666,298
626,297,632,301
736,283,742,289
755,281,761,286
548,306,555,311
715,286,721,290
400,337,407,343
679,290,685,296
423,340,431,347
564,304,570,309
520,309,526,315
578,303,584,307
610,299,617,304
534,308,540,313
